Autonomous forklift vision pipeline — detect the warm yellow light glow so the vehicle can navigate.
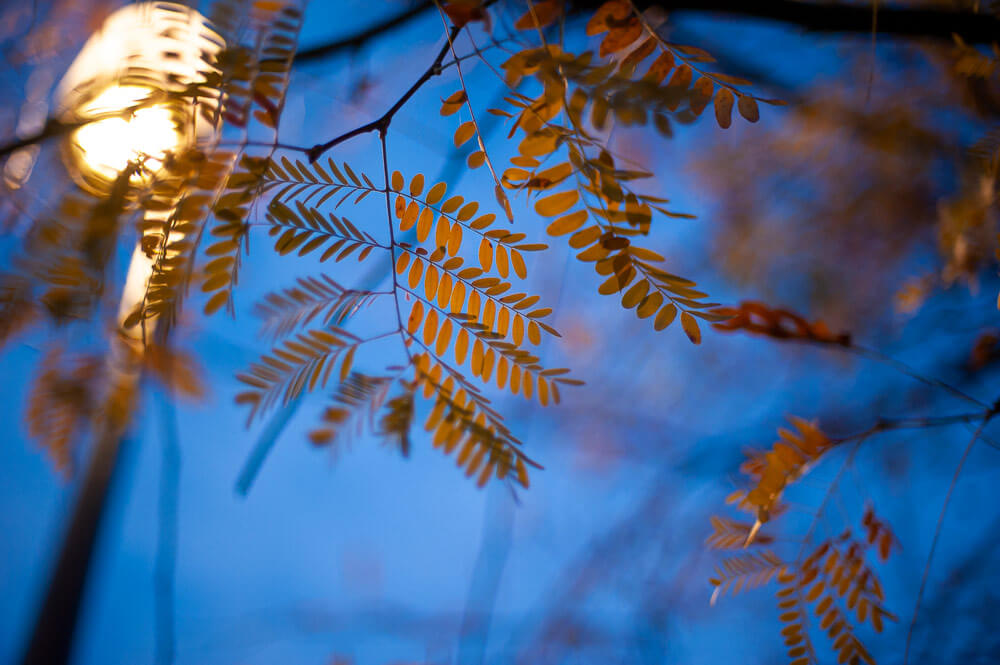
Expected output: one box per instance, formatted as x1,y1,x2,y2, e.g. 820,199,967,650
72,85,182,181
47,2,225,344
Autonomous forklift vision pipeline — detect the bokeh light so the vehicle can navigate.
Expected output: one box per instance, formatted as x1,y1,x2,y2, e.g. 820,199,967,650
71,85,181,181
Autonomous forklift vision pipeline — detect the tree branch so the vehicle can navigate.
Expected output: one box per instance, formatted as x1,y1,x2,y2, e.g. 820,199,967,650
904,402,1000,664
291,0,1000,67
626,0,1000,45
293,1,433,65
305,24,462,162
8,1,993,161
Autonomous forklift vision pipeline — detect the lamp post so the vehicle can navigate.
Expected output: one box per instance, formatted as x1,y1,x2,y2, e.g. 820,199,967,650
19,5,221,664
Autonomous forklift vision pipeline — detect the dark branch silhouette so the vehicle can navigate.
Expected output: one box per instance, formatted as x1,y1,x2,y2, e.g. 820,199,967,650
626,0,1000,44
293,1,433,64
305,24,462,162
290,0,1000,67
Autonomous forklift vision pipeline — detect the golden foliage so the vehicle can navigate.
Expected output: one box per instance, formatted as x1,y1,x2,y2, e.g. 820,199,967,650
861,504,898,564
0,274,36,350
131,150,235,327
707,515,775,550
200,3,303,316
711,301,852,347
514,0,563,31
5,5,996,665
200,154,266,317
442,0,491,30
265,156,381,209
266,199,385,261
26,348,103,475
709,550,786,604
733,417,834,533
309,372,394,446
488,17,758,339
14,188,130,337
412,352,539,487
581,0,780,128
709,415,900,664
1,0,796,489
255,275,383,340
0,1,310,476
140,344,205,399
389,170,543,275
239,152,579,486
209,3,302,130
951,35,999,79
235,325,362,423
378,390,416,457
431,0,780,350
775,523,898,665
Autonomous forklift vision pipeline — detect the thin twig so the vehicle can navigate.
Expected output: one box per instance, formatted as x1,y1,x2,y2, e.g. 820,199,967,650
236,13,466,488
0,106,166,160
834,410,995,444
788,441,860,664
306,25,462,163
865,0,879,103
903,406,999,664
432,1,508,217
379,128,414,366
785,336,990,410
848,343,988,409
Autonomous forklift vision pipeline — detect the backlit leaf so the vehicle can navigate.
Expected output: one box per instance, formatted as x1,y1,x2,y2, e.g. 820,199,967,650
715,87,734,129
654,303,677,330
535,190,579,217
681,311,702,344
454,121,476,148
737,94,760,122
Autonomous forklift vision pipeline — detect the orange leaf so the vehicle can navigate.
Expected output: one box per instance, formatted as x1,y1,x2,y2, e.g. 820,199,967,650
681,311,701,344
714,87,734,129
514,0,562,30
443,1,489,29
586,0,629,36
599,19,642,58
737,94,760,122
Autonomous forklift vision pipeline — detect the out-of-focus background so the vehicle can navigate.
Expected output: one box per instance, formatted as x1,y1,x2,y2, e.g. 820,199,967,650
2,1,1000,663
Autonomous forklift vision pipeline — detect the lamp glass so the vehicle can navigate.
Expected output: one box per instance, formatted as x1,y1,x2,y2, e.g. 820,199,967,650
71,84,182,182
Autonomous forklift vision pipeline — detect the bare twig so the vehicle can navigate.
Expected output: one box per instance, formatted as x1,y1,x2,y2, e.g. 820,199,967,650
432,1,508,218
291,0,1000,67
379,127,413,365
903,404,1000,664
305,25,462,163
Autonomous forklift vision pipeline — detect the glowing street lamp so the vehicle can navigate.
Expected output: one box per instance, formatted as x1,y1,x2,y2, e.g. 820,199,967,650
57,2,222,186
55,1,223,337
20,5,222,664
70,83,184,183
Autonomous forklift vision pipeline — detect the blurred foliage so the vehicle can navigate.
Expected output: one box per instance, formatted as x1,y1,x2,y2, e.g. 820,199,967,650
3,0,1000,663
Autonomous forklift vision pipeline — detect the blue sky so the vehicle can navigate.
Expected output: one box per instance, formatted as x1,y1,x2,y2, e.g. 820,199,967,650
3,1,1000,664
